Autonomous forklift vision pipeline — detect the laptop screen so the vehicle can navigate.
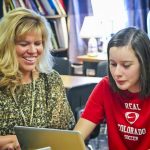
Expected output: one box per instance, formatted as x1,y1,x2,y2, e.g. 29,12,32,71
14,126,86,150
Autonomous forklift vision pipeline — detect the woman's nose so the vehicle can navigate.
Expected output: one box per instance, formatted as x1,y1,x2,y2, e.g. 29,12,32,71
28,45,37,53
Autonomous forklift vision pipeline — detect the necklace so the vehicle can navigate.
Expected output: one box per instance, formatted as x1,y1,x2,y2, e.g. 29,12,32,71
12,79,36,126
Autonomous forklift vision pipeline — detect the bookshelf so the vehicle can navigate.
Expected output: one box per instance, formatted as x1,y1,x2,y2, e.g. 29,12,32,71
1,0,69,57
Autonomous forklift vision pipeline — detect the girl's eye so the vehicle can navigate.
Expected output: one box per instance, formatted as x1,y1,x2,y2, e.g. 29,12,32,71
110,62,117,67
123,64,131,68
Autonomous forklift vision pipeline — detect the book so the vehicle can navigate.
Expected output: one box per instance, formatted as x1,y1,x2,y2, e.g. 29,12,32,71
38,0,55,16
11,0,21,8
34,0,46,15
18,0,26,8
2,0,7,15
50,20,61,47
24,0,33,10
55,0,66,15
49,20,60,46
49,23,59,50
3,0,12,12
55,18,68,48
29,0,39,13
9,0,15,10
47,0,57,14
58,0,66,10
49,0,62,15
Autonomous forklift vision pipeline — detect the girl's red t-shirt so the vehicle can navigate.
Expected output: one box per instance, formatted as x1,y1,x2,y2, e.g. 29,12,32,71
81,76,150,150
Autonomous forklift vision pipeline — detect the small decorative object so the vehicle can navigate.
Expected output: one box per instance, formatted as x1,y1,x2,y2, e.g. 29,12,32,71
80,16,102,56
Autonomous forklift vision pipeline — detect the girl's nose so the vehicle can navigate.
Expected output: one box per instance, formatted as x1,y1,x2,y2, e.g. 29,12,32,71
114,65,122,76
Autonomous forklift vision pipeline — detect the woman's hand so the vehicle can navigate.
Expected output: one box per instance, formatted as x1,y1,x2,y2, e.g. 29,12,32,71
0,135,21,150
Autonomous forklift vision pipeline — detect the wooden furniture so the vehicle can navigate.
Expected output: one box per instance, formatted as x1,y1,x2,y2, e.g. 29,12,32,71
77,52,107,76
60,75,101,89
77,52,107,63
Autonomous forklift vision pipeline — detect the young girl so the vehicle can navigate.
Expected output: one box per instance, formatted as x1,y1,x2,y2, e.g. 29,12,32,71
74,27,150,150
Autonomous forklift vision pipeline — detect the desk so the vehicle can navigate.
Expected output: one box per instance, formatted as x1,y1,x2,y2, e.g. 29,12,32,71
60,75,101,89
77,52,107,63
77,53,107,76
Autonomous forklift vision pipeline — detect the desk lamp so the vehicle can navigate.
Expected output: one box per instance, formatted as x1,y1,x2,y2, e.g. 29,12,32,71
80,16,102,56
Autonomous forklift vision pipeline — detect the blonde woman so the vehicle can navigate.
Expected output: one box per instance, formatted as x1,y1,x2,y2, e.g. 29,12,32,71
0,8,75,150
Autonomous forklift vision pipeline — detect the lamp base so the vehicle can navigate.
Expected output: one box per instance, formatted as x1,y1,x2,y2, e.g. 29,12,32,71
87,37,98,56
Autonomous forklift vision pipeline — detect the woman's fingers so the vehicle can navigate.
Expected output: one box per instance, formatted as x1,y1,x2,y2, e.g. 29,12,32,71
1,141,20,150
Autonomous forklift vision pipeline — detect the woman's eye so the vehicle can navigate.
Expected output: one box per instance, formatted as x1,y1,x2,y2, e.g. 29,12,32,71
16,42,28,46
35,42,42,46
20,43,27,46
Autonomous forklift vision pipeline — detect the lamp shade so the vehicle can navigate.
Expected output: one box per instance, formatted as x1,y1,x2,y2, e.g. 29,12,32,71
80,16,102,38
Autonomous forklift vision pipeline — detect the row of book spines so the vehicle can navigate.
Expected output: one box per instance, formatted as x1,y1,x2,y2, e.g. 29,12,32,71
49,18,68,50
3,0,66,16
3,0,68,50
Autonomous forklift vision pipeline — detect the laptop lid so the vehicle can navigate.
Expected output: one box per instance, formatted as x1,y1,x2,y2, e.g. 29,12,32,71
14,126,86,150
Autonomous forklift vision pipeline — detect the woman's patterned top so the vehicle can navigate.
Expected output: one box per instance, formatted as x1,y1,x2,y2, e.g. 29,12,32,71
0,70,75,135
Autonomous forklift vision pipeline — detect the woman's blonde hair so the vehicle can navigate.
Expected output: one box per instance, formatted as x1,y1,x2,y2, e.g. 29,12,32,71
0,8,53,91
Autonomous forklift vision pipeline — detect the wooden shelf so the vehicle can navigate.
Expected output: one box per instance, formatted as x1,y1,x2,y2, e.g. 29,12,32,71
52,48,68,52
45,15,67,19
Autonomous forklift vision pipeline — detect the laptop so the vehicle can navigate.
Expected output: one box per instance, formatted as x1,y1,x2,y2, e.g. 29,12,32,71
14,126,86,150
